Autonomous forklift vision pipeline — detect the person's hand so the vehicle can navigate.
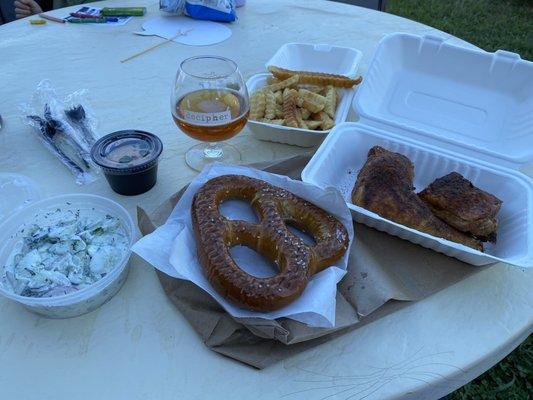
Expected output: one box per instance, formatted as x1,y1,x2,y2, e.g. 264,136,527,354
14,0,43,19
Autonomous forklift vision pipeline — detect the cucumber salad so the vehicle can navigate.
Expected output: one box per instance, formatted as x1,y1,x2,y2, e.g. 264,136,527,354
2,208,129,298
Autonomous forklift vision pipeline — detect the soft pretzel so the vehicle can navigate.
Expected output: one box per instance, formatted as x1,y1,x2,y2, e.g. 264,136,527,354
191,175,350,311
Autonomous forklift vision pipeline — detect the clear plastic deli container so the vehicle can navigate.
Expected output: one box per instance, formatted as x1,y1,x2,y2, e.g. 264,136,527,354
0,178,136,318
302,33,533,268
246,43,362,147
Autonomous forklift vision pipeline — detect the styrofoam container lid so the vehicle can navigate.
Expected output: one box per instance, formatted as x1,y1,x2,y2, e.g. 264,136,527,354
353,33,533,167
266,43,363,78
0,173,40,221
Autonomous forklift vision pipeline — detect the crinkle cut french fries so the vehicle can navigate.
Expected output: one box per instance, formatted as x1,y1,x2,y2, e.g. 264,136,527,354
249,91,266,120
249,66,361,131
268,65,362,88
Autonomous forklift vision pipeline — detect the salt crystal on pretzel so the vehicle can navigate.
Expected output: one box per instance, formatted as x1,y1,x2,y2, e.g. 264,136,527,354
249,91,266,120
268,65,362,88
282,88,299,128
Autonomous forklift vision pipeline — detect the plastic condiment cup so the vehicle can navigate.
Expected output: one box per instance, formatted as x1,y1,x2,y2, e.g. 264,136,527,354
91,130,163,196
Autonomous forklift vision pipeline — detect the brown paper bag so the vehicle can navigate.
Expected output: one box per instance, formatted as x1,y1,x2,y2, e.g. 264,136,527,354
137,155,486,369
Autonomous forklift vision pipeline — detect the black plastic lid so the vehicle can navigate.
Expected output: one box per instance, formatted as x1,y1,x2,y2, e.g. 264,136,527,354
91,130,163,175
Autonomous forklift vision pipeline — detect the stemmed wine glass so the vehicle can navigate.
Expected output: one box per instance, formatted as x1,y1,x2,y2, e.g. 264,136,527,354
171,56,249,171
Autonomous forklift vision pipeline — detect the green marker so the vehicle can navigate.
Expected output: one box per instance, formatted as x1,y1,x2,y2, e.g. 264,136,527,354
101,7,146,16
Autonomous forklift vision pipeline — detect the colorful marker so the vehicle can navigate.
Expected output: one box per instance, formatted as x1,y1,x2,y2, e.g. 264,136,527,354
68,18,106,23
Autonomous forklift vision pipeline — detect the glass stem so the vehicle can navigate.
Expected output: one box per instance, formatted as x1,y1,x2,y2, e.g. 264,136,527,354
204,142,223,159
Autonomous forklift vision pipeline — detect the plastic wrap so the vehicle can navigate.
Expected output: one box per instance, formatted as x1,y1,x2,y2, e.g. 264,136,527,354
20,81,100,185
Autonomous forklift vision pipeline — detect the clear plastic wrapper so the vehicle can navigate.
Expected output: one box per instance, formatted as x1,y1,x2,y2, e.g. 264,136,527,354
20,80,100,185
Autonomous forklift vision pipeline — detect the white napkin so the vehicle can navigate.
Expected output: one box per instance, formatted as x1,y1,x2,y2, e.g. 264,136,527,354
132,163,354,328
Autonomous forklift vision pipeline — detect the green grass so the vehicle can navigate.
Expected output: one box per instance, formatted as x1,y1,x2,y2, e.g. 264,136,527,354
385,2,533,398
446,335,532,400
386,0,533,61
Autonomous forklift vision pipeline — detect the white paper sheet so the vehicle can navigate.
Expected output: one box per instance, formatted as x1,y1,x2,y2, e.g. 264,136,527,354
132,163,354,328
141,16,232,46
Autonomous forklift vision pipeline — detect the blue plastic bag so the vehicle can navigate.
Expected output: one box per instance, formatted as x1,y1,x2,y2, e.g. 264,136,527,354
185,0,236,22
160,0,237,22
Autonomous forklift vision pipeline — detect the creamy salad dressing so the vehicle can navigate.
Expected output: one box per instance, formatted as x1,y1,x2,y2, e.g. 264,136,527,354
102,137,152,167
2,208,129,298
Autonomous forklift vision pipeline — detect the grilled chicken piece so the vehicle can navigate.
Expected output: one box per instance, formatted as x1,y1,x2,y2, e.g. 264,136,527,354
351,146,483,251
419,172,502,241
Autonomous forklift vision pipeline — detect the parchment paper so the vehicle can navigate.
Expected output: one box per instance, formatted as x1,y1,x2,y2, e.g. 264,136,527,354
133,162,355,328
136,155,487,369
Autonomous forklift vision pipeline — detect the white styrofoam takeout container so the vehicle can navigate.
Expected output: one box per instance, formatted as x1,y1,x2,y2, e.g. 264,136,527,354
246,43,362,148
302,33,533,268
354,33,533,166
246,73,354,147
266,42,363,78
0,193,136,317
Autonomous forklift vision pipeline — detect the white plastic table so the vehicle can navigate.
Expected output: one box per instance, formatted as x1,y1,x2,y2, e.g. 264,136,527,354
0,1,531,399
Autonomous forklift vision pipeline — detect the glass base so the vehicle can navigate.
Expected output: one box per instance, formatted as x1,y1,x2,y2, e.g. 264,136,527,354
185,142,241,171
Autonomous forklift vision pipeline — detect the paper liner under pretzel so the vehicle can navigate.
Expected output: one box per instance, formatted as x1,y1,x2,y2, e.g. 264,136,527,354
191,175,349,311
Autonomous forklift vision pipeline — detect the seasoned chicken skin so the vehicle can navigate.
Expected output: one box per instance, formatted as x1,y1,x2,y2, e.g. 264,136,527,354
351,146,483,251
419,172,502,240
